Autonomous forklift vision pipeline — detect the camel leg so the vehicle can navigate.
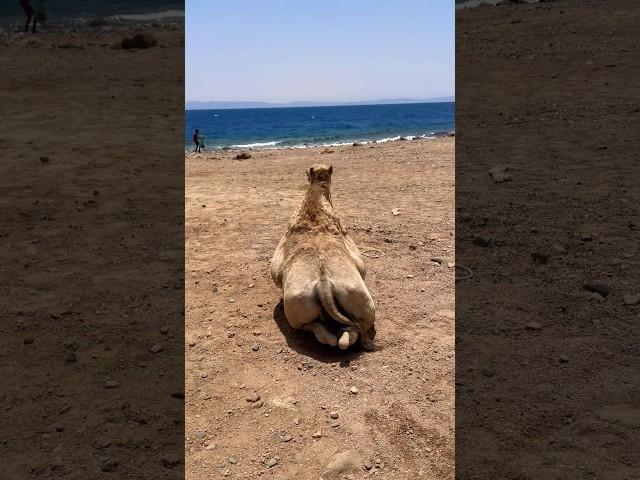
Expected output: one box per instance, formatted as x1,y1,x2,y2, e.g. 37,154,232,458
302,322,338,347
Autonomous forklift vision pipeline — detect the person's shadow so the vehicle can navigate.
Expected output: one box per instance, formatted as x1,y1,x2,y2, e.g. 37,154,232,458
272,299,364,365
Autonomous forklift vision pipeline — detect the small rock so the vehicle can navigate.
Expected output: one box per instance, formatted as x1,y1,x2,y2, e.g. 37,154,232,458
161,454,181,468
431,257,443,264
251,399,264,408
583,283,610,297
228,298,236,303
324,450,362,474
281,434,293,442
391,208,401,216
160,326,169,334
235,152,252,160
39,156,50,163
330,411,339,419
201,372,208,378
531,253,549,265
251,343,260,351
623,294,640,306
194,431,206,439
121,33,158,50
188,340,196,347
406,274,414,278
149,343,164,354
228,457,237,465
23,337,34,345
105,380,119,389
65,352,77,363
352,142,363,147
99,459,118,472
472,236,491,247
265,457,278,468
245,392,261,403
525,321,542,331
312,430,322,438
349,386,359,394
409,245,417,250
488,165,513,183
559,354,569,363
363,460,373,470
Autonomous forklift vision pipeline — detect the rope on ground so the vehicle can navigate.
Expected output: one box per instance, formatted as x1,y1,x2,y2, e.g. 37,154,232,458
361,248,385,259
455,264,474,281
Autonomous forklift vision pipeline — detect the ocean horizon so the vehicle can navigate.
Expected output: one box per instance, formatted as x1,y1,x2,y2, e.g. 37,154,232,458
185,102,455,151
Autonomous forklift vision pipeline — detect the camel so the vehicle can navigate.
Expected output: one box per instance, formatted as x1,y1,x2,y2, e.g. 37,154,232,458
270,164,376,350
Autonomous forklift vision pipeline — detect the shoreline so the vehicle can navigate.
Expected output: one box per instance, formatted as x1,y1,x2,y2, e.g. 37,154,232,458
185,130,455,153
0,10,183,34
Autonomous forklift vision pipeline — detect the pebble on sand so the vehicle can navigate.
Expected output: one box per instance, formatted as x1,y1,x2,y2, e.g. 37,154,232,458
583,283,610,297
525,321,542,331
105,380,119,389
488,165,513,183
245,392,260,403
149,343,164,353
265,457,278,468
312,430,322,438
324,450,363,474
251,343,260,351
161,454,181,468
330,411,339,419
349,386,359,394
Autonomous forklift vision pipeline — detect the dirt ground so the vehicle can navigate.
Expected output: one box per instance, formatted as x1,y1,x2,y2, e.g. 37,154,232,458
0,26,185,478
456,0,640,479
185,138,455,479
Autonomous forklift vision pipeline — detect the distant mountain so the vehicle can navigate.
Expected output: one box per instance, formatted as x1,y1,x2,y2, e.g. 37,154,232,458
185,97,455,110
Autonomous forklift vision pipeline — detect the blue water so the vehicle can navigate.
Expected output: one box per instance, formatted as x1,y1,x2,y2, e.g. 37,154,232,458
185,102,455,151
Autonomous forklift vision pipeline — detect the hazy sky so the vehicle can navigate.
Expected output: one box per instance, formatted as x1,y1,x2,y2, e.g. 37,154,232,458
185,0,454,103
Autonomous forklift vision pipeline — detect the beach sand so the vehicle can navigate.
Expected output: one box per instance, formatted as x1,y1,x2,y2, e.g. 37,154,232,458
185,138,454,478
1,26,185,477
457,0,640,478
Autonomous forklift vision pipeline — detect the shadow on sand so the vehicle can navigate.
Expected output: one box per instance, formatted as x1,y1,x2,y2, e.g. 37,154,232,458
272,299,364,365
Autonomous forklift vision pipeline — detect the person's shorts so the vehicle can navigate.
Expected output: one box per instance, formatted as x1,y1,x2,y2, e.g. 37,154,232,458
21,0,34,15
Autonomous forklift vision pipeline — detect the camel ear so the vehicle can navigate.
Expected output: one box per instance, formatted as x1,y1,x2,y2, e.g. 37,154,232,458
328,165,333,175
307,167,314,182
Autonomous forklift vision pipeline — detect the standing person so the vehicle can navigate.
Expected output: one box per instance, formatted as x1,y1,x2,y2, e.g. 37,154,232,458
20,0,34,32
193,129,201,153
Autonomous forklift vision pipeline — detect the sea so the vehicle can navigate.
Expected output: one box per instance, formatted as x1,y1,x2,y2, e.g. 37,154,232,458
0,0,184,31
185,102,455,151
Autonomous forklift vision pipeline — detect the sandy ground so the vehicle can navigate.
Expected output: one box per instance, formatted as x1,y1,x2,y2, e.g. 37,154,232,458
0,26,185,478
185,138,455,479
456,0,640,478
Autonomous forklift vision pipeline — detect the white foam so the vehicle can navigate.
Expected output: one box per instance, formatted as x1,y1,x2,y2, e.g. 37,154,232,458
376,136,401,143
111,10,185,22
230,140,282,148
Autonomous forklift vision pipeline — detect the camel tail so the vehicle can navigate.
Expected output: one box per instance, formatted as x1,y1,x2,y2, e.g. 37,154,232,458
317,265,353,326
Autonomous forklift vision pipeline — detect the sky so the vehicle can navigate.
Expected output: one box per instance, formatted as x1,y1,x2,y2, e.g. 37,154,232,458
185,0,454,103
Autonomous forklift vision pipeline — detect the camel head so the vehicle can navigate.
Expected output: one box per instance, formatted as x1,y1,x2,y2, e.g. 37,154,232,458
307,164,333,187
